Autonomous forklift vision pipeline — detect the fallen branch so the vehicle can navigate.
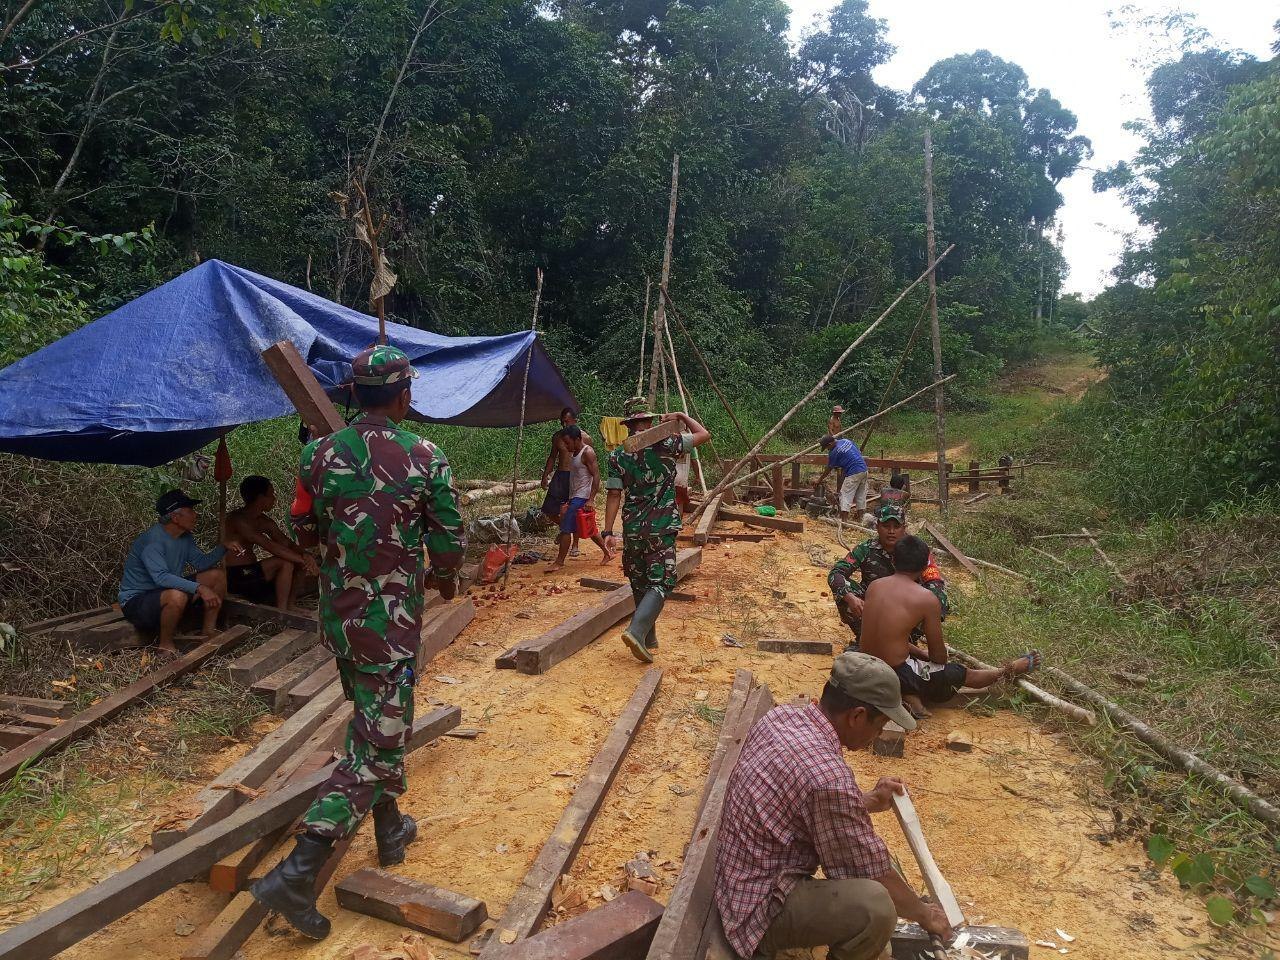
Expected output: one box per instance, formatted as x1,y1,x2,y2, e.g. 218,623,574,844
461,480,540,505
947,646,1096,726
964,555,1031,582
1026,545,1067,567
1082,527,1124,579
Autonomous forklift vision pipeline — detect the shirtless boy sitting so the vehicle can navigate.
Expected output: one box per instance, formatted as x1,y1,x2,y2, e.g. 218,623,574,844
226,475,319,610
860,533,1040,718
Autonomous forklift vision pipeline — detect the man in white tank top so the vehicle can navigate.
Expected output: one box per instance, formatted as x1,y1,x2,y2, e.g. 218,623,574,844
546,426,614,571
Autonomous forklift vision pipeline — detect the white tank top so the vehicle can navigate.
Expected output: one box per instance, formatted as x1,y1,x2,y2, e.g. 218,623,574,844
569,448,594,500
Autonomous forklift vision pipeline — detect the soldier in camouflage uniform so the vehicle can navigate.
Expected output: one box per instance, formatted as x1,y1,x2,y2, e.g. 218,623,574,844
828,503,948,649
252,345,465,939
602,396,710,663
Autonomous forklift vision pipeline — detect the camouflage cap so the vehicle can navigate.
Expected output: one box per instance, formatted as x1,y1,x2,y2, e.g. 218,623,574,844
352,344,419,386
620,395,656,424
876,503,906,525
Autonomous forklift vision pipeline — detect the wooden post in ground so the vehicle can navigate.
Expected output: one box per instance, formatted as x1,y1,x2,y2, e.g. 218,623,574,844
648,154,679,406
968,461,979,494
771,463,784,510
923,129,948,517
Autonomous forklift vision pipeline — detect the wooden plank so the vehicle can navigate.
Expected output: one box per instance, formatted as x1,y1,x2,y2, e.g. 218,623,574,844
0,696,72,719
223,596,319,633
693,495,721,546
691,671,753,826
284,658,339,716
481,668,663,955
622,419,683,454
646,684,775,960
49,610,120,638
0,626,251,785
755,638,832,656
260,340,345,437
335,868,488,942
151,679,346,851
21,605,113,636
506,891,663,960
0,724,43,748
963,491,992,505
499,550,701,675
576,579,696,602
892,924,1028,960
417,599,477,669
890,790,965,928
715,506,803,533
76,618,148,652
4,714,59,730
227,628,315,688
921,520,981,579
249,645,329,714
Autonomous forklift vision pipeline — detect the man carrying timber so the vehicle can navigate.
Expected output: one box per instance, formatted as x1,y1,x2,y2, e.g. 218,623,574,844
860,534,1039,718
602,396,710,663
828,503,948,649
715,652,954,960
251,345,465,939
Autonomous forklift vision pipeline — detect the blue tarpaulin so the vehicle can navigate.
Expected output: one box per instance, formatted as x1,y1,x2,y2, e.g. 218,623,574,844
0,260,576,466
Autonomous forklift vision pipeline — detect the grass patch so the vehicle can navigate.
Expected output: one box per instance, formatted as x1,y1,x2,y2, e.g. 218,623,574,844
694,703,726,725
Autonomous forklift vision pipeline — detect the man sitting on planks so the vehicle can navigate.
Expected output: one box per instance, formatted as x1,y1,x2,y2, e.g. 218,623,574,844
859,533,1040,719
828,504,947,651
251,345,466,939
814,432,871,525
118,489,243,655
225,474,319,610
715,652,954,960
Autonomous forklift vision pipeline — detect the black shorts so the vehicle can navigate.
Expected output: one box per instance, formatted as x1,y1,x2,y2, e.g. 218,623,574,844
893,660,967,704
228,561,273,602
121,588,204,632
541,470,571,518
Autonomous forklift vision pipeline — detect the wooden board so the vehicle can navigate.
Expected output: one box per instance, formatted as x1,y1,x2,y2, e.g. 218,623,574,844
260,340,345,437
335,868,488,942
2,714,58,730
223,596,319,633
284,658,339,715
646,684,774,960
890,790,965,928
481,669,663,956
691,671,753,826
151,679,346,851
892,924,1028,960
0,626,251,785
417,599,477,668
249,645,330,713
226,628,315,688
0,696,71,719
693,495,721,546
715,506,803,533
0,724,42,748
506,891,663,960
21,605,113,636
755,638,832,655
497,550,701,675
622,419,683,454
921,521,981,579
576,579,696,602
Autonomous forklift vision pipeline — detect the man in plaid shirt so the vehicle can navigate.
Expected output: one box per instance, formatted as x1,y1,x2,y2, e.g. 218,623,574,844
714,653,954,959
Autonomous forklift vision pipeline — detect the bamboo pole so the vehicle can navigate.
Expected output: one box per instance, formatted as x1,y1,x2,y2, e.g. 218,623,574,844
664,321,708,495
862,297,929,449
947,646,1096,726
662,289,753,451
689,245,956,520
923,130,947,515
1042,666,1280,826
648,154,679,406
502,270,543,586
636,278,651,396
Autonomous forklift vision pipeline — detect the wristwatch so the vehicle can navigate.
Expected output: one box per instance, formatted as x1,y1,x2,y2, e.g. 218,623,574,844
603,530,616,539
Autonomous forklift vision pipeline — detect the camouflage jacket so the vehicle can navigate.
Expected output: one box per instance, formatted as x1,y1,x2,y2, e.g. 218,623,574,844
606,434,689,540
828,536,949,617
291,413,466,665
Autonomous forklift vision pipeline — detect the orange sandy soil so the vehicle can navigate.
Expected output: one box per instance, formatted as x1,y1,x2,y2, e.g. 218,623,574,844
7,511,1266,960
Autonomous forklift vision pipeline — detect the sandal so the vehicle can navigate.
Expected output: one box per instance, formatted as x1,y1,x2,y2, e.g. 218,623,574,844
1002,649,1041,679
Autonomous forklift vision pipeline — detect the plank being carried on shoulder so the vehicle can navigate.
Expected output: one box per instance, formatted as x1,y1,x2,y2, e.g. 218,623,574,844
622,419,683,454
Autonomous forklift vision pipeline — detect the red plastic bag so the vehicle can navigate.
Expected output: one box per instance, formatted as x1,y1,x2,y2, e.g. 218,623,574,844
575,505,599,539
480,545,518,583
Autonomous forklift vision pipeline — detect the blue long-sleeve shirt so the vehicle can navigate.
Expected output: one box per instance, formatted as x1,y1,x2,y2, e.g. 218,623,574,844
826,438,867,479
119,524,225,604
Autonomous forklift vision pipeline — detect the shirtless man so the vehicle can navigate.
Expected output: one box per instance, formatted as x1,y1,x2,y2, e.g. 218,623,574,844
860,534,1040,718
541,408,592,553
545,427,614,571
226,475,319,610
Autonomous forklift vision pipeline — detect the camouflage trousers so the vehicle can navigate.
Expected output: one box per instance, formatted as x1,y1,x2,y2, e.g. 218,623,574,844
622,533,678,601
302,657,415,840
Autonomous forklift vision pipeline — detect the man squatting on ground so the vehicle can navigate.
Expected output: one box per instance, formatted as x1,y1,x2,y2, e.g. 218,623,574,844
225,474,319,610
541,406,592,555
546,425,614,571
118,489,243,655
859,533,1040,719
251,345,466,938
715,652,954,960
602,396,710,663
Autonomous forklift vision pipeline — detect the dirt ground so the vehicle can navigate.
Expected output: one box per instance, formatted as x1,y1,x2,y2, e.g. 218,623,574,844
12,508,1257,960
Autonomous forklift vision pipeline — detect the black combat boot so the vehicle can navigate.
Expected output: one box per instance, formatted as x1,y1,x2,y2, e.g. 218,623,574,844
249,833,333,939
373,799,418,867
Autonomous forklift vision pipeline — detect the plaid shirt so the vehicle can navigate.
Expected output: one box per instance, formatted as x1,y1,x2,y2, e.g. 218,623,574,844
713,703,891,957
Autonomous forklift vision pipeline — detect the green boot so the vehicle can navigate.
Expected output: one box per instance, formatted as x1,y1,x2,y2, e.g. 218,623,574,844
621,590,665,663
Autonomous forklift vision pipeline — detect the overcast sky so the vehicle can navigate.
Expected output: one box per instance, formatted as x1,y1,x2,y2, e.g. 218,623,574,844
785,1,1277,298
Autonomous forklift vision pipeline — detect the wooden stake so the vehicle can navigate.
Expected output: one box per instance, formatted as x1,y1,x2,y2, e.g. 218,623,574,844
502,270,543,587
648,154,679,406
891,790,965,929
923,129,948,516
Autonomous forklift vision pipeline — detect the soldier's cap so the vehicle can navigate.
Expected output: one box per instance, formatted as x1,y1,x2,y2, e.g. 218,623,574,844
352,344,419,386
620,395,656,425
876,503,906,525
156,489,200,515
829,651,916,731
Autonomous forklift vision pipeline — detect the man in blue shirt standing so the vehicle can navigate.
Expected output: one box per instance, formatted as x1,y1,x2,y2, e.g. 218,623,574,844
815,433,871,525
118,489,242,654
